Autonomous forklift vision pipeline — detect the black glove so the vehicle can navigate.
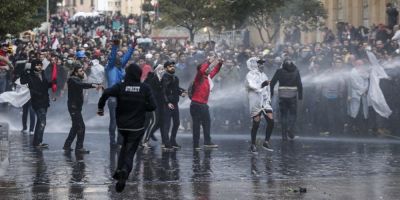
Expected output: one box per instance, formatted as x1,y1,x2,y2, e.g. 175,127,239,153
261,80,269,88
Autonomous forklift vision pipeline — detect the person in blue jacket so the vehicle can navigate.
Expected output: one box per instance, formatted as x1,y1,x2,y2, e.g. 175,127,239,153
106,38,137,147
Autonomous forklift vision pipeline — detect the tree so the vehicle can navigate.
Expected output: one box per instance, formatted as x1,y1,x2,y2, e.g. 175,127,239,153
245,0,327,43
158,0,246,42
157,0,212,42
0,0,45,38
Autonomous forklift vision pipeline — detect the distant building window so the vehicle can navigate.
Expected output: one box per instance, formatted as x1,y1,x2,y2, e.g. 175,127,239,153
91,0,94,7
73,0,76,6
362,0,369,26
81,0,84,5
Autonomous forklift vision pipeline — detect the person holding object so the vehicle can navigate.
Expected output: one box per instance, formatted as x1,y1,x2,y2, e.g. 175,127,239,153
20,59,54,148
161,61,187,150
190,57,223,150
245,57,274,153
63,64,102,154
97,63,156,193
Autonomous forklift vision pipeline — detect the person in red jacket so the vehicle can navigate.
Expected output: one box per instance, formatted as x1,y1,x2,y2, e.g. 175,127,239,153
190,57,223,150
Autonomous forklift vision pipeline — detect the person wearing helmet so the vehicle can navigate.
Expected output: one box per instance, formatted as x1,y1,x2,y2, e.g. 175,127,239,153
270,58,303,141
245,57,274,153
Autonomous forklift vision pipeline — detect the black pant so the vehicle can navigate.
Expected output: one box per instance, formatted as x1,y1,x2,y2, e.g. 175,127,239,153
64,105,85,149
22,100,36,132
279,97,297,135
143,105,164,142
162,103,180,146
32,107,47,146
190,102,211,147
117,129,144,177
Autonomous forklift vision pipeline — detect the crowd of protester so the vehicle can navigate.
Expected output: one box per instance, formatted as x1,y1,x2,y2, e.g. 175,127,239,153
1,7,400,139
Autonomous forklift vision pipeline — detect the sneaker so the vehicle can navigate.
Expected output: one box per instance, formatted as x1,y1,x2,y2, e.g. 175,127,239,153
250,144,258,154
29,131,34,135
204,142,218,148
114,170,127,193
193,146,202,151
63,146,73,151
162,144,174,151
262,141,274,152
171,143,181,149
75,148,90,154
142,142,152,149
35,143,49,148
21,129,28,134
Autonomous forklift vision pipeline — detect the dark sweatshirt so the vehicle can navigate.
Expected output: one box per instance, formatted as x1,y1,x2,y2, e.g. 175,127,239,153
20,70,52,110
67,76,96,109
270,63,303,100
98,64,157,131
161,72,185,104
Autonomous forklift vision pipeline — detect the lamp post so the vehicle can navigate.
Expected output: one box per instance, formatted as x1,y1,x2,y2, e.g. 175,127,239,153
47,0,50,37
204,27,211,49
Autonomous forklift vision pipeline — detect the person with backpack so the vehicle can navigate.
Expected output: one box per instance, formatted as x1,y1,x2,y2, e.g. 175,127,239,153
189,57,223,150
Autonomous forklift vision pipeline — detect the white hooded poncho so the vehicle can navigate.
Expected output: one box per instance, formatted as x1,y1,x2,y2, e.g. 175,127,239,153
245,57,272,117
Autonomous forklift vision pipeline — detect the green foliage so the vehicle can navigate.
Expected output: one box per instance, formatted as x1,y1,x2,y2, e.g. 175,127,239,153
0,0,45,38
246,0,327,42
157,0,327,42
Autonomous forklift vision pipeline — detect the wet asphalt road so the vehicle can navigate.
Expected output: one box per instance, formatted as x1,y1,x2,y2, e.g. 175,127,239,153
1,125,400,199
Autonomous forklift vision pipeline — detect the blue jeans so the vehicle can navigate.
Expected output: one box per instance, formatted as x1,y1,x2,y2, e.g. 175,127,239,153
107,97,122,145
33,108,47,146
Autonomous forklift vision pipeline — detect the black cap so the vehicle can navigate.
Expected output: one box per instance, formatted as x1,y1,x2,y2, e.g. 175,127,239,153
163,61,175,68
256,59,266,64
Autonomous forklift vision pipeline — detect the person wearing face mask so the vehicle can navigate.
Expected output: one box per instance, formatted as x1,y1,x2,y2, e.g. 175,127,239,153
141,64,165,148
20,59,55,148
270,58,303,141
161,61,187,150
63,64,102,153
245,57,274,153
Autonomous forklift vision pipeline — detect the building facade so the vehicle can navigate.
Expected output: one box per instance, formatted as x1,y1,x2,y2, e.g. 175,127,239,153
63,0,144,16
250,0,400,45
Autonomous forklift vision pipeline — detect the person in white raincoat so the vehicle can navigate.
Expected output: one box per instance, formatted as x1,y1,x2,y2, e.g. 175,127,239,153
245,57,274,153
86,59,105,104
347,59,369,132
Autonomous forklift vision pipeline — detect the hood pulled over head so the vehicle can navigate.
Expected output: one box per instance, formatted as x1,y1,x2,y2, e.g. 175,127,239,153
282,58,297,72
125,63,142,82
247,57,261,71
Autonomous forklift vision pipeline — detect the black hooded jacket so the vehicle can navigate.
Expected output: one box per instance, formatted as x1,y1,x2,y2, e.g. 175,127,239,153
98,64,157,130
161,72,185,104
67,75,95,109
144,72,163,106
270,62,303,99
20,64,52,110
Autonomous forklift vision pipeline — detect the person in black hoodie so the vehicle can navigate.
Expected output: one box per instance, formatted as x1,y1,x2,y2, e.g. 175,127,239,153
142,64,165,148
161,61,187,150
270,58,303,141
63,64,101,154
97,63,156,193
20,59,54,148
